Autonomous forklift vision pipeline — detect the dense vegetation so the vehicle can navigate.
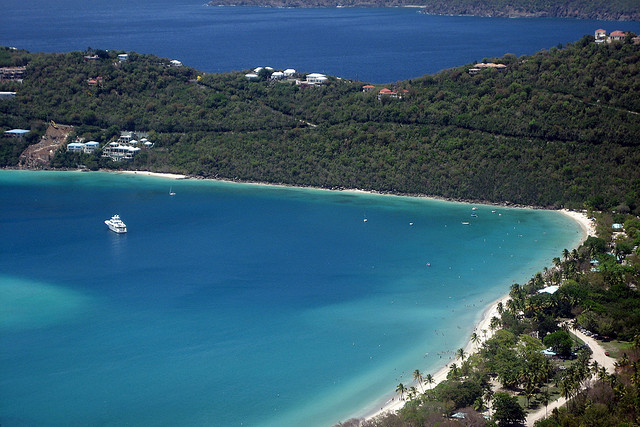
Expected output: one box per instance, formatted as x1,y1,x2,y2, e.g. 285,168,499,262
419,0,640,21
205,0,640,21
1,36,640,209
335,212,640,426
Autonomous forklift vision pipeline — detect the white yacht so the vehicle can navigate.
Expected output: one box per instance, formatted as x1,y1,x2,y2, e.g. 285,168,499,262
105,214,127,233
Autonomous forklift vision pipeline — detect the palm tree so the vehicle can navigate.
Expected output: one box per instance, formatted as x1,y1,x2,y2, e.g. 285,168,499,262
540,388,551,418
395,383,406,401
424,373,434,390
489,316,501,331
497,301,504,314
407,386,418,401
597,366,609,383
413,369,424,392
470,332,480,347
456,347,466,362
483,389,494,416
448,363,461,380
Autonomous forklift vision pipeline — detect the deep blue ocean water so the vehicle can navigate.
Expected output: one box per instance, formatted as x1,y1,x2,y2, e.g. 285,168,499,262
0,170,584,426
1,0,639,83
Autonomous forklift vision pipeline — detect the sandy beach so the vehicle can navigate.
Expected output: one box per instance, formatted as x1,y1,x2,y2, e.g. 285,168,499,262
119,170,188,180
110,169,595,423
559,209,596,242
361,209,593,422
361,293,512,421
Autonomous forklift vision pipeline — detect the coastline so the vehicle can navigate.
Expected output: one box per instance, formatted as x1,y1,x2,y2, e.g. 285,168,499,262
361,292,512,421
2,168,595,424
359,208,593,423
113,168,566,211
118,170,188,180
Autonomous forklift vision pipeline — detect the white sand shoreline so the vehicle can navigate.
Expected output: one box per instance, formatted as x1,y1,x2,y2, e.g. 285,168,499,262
118,170,188,180
91,169,594,423
359,209,593,422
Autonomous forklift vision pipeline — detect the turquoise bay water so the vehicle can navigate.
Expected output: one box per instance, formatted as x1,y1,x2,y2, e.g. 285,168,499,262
0,170,583,426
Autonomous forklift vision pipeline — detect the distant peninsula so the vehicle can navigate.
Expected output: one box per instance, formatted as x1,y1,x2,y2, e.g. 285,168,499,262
206,0,640,21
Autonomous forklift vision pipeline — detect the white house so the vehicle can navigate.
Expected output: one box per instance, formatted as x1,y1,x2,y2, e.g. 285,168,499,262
102,143,141,161
306,73,328,84
67,142,85,153
271,71,284,80
118,54,128,62
84,141,100,153
283,68,296,77
245,73,260,81
170,60,183,67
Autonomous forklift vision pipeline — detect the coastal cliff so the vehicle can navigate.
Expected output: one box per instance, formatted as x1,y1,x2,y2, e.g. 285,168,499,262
206,0,640,21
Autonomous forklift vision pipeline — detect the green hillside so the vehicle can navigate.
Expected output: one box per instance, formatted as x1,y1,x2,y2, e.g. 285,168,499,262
205,0,640,21
1,36,639,211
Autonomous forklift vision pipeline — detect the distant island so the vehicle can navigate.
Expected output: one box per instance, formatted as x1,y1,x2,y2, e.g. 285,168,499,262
206,0,640,21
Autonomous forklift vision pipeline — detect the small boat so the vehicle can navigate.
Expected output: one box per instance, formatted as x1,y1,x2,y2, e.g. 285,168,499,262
105,214,127,234
169,187,176,196
471,213,478,218
461,222,470,225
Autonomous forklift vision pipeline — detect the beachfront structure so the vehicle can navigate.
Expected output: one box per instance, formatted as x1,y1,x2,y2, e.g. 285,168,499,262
84,141,100,153
102,142,141,161
66,141,98,154
538,286,559,295
67,142,85,153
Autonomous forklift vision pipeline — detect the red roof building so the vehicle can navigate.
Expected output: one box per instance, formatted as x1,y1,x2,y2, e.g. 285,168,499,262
610,30,627,41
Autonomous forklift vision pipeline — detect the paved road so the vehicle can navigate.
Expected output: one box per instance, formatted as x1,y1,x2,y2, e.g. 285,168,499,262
525,328,616,426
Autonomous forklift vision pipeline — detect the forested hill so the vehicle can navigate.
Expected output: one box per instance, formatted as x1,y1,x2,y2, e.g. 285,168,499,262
1,36,639,211
419,0,640,21
205,0,640,21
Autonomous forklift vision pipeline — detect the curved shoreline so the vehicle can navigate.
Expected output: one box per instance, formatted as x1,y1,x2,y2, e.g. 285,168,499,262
358,208,593,422
5,168,594,423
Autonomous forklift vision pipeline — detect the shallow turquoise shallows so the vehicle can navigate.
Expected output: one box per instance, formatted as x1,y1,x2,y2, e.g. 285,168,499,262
0,170,583,426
